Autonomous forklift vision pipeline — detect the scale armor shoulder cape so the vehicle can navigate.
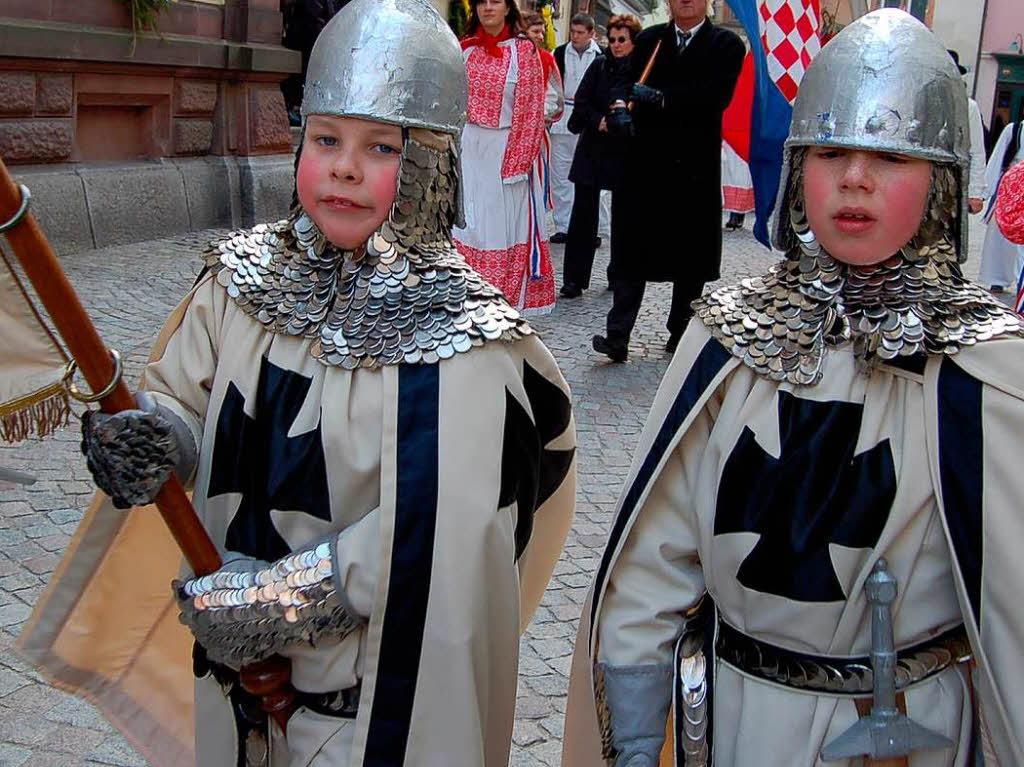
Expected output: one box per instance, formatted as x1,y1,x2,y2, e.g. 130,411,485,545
695,151,1024,388
694,237,1024,387
201,133,532,370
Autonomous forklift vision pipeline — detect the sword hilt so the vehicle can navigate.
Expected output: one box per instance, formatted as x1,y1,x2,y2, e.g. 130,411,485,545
866,558,898,716
821,558,953,762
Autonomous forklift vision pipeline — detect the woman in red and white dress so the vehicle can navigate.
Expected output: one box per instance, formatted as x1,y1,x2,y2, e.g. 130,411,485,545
456,0,557,316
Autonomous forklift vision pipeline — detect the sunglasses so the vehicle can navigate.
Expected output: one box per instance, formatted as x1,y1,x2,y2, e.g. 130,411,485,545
610,35,629,43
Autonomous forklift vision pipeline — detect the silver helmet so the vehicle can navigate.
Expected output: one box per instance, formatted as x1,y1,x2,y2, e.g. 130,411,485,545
302,0,468,136
772,9,971,260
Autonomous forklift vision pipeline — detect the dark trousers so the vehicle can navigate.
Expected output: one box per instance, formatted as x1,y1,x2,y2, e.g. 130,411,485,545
606,277,705,345
562,182,605,290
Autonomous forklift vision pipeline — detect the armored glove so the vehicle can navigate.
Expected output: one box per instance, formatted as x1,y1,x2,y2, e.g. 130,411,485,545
630,83,665,108
175,535,363,667
80,392,197,509
601,663,674,767
606,107,634,137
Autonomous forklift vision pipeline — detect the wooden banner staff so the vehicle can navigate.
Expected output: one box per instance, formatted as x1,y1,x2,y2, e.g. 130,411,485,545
0,158,298,734
628,38,663,112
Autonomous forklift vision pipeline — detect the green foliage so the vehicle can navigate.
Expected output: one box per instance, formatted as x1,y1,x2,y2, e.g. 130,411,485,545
116,0,177,55
448,0,470,39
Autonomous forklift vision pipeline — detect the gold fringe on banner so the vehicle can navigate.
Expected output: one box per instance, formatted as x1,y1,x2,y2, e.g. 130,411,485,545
0,381,71,442
0,241,73,443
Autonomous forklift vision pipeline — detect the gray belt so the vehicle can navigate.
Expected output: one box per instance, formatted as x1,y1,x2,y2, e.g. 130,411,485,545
717,622,971,696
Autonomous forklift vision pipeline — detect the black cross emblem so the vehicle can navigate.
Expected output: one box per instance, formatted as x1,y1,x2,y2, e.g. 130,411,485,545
714,391,896,602
499,360,575,560
207,357,331,562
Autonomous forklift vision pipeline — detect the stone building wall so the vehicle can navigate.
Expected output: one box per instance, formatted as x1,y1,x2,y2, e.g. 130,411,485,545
0,0,300,253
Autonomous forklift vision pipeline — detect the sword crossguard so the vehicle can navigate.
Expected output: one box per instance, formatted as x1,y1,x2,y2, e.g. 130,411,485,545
821,559,953,762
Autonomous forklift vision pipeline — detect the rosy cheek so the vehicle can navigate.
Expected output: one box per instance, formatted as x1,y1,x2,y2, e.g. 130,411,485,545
801,163,833,228
889,178,930,219
368,162,400,212
295,151,323,211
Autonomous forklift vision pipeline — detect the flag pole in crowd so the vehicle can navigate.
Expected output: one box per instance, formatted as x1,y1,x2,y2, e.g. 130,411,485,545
0,157,299,734
724,0,823,246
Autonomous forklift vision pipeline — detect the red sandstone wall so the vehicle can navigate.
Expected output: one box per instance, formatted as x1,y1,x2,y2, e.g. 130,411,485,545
1,0,282,44
0,0,294,164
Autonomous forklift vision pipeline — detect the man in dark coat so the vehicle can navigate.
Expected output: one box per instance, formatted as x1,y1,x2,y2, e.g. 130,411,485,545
592,0,744,362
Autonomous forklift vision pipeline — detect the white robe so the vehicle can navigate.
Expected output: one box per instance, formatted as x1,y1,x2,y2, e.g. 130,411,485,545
978,122,1024,288
550,39,603,233
18,271,577,767
564,320,1024,766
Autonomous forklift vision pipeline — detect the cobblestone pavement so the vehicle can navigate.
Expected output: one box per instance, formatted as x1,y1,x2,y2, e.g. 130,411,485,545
0,217,989,766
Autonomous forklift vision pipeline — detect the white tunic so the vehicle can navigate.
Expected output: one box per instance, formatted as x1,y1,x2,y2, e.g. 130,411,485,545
978,122,1024,288
551,39,603,135
598,327,969,765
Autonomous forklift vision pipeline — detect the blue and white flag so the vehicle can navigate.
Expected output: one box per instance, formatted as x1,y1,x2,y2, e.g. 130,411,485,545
725,0,821,247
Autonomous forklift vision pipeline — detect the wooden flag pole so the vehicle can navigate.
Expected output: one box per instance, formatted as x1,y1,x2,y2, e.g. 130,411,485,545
0,157,297,733
628,38,663,111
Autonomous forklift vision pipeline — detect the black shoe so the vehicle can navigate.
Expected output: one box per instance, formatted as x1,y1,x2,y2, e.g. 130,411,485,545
592,334,627,363
550,231,568,244
560,283,583,298
665,332,682,354
724,212,745,231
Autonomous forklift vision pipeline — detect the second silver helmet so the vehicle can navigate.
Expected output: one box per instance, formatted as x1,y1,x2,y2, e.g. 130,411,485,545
772,9,971,259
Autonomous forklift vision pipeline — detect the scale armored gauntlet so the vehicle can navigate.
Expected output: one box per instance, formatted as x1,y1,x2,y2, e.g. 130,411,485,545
175,538,363,667
80,392,196,509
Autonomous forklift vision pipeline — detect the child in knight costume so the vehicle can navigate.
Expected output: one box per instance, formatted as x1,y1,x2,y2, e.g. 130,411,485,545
17,2,576,766
563,10,1024,767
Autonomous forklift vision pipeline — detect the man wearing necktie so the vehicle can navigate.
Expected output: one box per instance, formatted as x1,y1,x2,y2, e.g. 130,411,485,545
592,0,744,363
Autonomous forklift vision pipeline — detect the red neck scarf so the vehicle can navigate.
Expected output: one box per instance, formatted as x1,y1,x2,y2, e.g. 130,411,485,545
461,24,512,58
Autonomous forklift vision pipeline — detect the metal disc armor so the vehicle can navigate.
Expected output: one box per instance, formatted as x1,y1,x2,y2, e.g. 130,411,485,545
175,540,360,666
696,10,1024,386
201,0,531,369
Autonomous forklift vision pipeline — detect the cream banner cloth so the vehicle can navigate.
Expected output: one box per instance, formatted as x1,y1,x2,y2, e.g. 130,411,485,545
0,245,69,442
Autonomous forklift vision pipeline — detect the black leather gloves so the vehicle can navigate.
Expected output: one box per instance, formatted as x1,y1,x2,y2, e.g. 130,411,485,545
630,83,665,108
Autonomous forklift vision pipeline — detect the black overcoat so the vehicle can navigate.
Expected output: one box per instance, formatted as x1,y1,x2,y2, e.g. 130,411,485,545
567,54,633,191
617,18,744,283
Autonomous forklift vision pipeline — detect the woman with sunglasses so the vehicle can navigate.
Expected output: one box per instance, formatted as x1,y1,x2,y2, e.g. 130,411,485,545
560,14,642,300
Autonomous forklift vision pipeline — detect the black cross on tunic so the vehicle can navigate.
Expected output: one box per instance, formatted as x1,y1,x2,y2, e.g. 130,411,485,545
207,357,332,562
715,391,897,602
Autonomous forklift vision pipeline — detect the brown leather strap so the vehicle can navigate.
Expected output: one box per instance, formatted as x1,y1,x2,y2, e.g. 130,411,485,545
853,694,909,767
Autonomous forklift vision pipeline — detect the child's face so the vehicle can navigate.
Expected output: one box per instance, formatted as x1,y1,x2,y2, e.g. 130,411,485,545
803,146,933,267
296,115,403,250
527,23,545,47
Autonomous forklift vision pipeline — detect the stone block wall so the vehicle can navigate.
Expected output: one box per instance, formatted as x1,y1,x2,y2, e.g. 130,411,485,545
0,68,292,165
0,72,74,163
0,1,296,250
3,0,283,45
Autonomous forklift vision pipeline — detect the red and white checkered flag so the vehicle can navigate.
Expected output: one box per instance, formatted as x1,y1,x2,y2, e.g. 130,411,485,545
758,0,821,104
